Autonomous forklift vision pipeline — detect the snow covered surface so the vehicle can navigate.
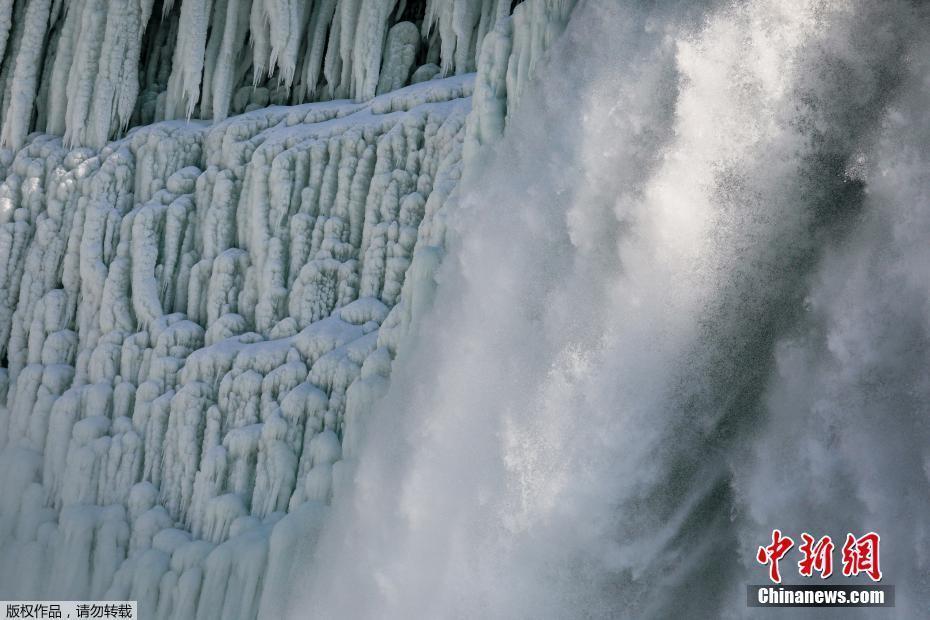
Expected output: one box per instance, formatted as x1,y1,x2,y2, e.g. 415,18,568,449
0,75,469,618
0,0,574,617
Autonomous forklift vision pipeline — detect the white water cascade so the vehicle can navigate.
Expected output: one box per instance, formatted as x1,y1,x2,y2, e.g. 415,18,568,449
297,1,930,618
1,0,930,618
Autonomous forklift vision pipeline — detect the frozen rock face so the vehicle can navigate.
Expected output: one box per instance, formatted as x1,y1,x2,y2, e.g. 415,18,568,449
0,0,567,151
0,0,574,618
0,75,471,618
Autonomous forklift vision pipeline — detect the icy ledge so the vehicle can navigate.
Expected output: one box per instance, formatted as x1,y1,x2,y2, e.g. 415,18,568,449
0,0,573,617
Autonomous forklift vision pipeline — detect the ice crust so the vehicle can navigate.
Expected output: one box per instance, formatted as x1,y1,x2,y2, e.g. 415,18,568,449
0,0,574,616
0,0,569,150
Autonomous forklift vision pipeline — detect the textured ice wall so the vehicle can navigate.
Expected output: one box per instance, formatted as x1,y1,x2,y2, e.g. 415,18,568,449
0,76,472,619
0,0,574,150
0,0,575,617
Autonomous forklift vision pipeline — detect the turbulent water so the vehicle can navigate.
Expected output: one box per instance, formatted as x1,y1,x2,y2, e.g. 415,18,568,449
296,1,930,618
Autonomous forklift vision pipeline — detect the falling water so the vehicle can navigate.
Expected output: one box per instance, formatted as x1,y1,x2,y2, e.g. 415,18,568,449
295,0,930,617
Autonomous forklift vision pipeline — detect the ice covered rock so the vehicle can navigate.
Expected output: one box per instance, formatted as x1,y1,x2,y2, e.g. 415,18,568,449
0,0,576,613
0,0,565,149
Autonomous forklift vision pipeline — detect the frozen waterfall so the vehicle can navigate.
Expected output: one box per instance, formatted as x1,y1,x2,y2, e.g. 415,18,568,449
0,0,576,617
0,0,573,150
2,0,930,618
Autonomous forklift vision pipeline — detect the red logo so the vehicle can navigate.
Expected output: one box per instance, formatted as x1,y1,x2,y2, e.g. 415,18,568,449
757,530,882,583
841,532,882,582
757,529,794,583
798,533,834,579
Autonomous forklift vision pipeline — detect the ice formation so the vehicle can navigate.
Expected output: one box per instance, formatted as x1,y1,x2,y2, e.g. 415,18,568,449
0,0,576,151
12,0,930,618
0,0,575,617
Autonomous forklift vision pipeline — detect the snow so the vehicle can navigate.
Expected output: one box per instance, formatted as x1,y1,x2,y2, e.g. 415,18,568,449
0,75,466,603
0,0,574,614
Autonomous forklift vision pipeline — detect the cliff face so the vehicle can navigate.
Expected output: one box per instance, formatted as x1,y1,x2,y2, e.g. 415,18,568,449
0,0,573,617
0,0,574,150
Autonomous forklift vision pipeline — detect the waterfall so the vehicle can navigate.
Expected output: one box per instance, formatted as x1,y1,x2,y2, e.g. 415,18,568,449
296,1,930,618
0,0,929,617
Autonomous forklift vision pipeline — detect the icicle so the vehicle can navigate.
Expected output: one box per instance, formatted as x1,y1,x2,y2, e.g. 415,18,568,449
300,0,338,100
44,0,84,134
86,0,158,148
336,0,363,98
451,0,480,74
200,0,229,120
351,0,398,100
0,0,52,149
165,0,214,119
249,0,270,86
266,0,312,88
63,0,107,147
211,0,250,121
0,0,14,71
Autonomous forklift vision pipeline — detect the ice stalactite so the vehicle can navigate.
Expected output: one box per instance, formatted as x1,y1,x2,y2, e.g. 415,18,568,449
208,0,250,122
0,0,573,149
0,1,14,68
0,0,51,150
164,0,213,121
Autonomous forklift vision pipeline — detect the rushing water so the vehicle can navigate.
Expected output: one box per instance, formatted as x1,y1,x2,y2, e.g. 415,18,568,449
294,1,930,618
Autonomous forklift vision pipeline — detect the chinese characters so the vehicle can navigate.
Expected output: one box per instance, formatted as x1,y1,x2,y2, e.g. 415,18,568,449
756,530,882,583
